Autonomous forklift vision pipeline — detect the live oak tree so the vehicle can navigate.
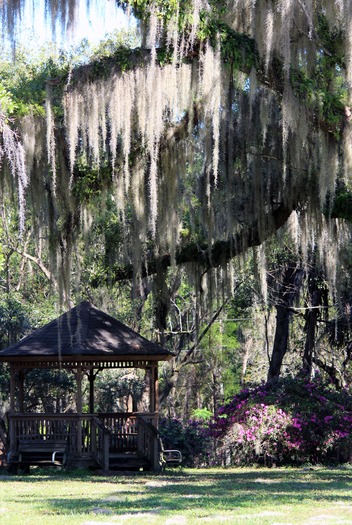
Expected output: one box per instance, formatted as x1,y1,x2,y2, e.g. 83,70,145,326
1,0,352,386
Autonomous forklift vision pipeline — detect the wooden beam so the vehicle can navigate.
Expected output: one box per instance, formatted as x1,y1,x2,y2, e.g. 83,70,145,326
154,365,159,415
9,365,15,413
18,370,24,413
150,364,159,416
9,365,16,451
88,369,95,414
75,367,82,455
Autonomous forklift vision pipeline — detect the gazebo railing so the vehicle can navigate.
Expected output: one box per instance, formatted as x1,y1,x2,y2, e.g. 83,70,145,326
8,412,159,467
91,417,109,470
98,413,138,452
9,413,78,450
137,415,160,471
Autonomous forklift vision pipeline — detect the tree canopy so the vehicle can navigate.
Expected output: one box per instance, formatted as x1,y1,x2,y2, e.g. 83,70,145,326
0,0,352,392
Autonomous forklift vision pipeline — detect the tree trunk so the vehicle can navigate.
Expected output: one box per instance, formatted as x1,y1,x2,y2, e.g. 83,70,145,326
267,263,303,382
303,268,328,377
267,304,290,381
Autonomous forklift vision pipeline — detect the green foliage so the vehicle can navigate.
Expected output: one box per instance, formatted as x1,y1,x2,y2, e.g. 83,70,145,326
0,295,31,349
191,407,212,421
200,17,257,71
0,28,142,118
90,28,141,59
159,416,211,467
0,84,17,115
95,369,146,412
317,13,345,66
0,363,10,404
118,0,197,26
193,317,241,408
0,43,70,116
24,369,75,412
73,160,112,200
331,190,352,222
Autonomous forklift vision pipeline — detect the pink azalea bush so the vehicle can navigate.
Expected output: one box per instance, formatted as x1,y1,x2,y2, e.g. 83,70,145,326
211,377,352,466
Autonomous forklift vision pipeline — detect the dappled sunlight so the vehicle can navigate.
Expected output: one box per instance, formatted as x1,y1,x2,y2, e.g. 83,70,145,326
1,467,352,524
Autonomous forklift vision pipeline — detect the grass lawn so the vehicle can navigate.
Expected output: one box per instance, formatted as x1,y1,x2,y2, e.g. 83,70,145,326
1,466,352,525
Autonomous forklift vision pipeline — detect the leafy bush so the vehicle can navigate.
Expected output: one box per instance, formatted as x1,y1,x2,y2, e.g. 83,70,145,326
159,417,212,467
211,377,352,466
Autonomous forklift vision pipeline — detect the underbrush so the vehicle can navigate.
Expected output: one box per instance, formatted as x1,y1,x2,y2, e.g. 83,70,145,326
160,376,352,467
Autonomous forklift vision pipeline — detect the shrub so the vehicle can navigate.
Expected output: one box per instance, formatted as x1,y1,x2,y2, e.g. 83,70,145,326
159,417,212,467
211,377,352,466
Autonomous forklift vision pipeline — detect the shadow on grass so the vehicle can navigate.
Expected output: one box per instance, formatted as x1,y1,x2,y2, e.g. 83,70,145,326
2,466,352,517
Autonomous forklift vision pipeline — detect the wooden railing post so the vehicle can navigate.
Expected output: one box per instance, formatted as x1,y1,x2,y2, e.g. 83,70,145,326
8,416,16,453
91,419,97,456
91,417,110,471
103,432,109,471
136,415,161,472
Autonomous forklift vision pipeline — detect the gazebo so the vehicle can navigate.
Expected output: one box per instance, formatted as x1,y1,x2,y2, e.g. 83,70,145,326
0,301,173,472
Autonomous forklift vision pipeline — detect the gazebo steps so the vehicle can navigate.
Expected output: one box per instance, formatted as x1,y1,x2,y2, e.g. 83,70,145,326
108,452,151,471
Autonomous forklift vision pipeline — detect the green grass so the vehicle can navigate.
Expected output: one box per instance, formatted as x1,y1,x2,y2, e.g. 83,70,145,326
1,466,352,524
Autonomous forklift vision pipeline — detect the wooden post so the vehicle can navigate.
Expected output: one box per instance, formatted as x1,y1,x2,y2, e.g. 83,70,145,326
18,370,24,413
76,367,82,455
149,366,154,414
9,366,16,451
154,364,159,411
9,366,15,414
88,369,94,414
103,431,109,471
150,363,159,426
148,364,160,469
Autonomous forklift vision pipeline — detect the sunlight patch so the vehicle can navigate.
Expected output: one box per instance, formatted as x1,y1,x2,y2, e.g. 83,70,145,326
145,480,170,487
165,517,187,525
204,511,283,522
81,512,160,525
253,478,278,484
118,512,159,519
82,522,117,525
257,511,284,516
307,516,352,523
199,517,232,522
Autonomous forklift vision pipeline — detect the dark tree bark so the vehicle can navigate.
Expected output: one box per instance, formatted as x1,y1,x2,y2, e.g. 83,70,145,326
268,304,291,382
303,272,328,376
267,263,303,382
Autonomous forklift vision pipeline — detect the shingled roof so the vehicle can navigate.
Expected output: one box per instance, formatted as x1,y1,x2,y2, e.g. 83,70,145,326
0,301,172,361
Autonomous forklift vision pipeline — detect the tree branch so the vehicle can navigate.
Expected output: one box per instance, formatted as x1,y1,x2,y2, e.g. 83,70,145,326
91,202,294,285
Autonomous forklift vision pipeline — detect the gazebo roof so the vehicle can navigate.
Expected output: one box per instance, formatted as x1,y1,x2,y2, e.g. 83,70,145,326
0,301,173,364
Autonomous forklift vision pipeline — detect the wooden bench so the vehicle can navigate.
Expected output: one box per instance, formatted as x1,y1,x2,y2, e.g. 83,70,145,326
8,439,67,473
159,439,182,469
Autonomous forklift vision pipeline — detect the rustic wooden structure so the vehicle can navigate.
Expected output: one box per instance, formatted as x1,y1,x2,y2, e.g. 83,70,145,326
0,301,173,472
